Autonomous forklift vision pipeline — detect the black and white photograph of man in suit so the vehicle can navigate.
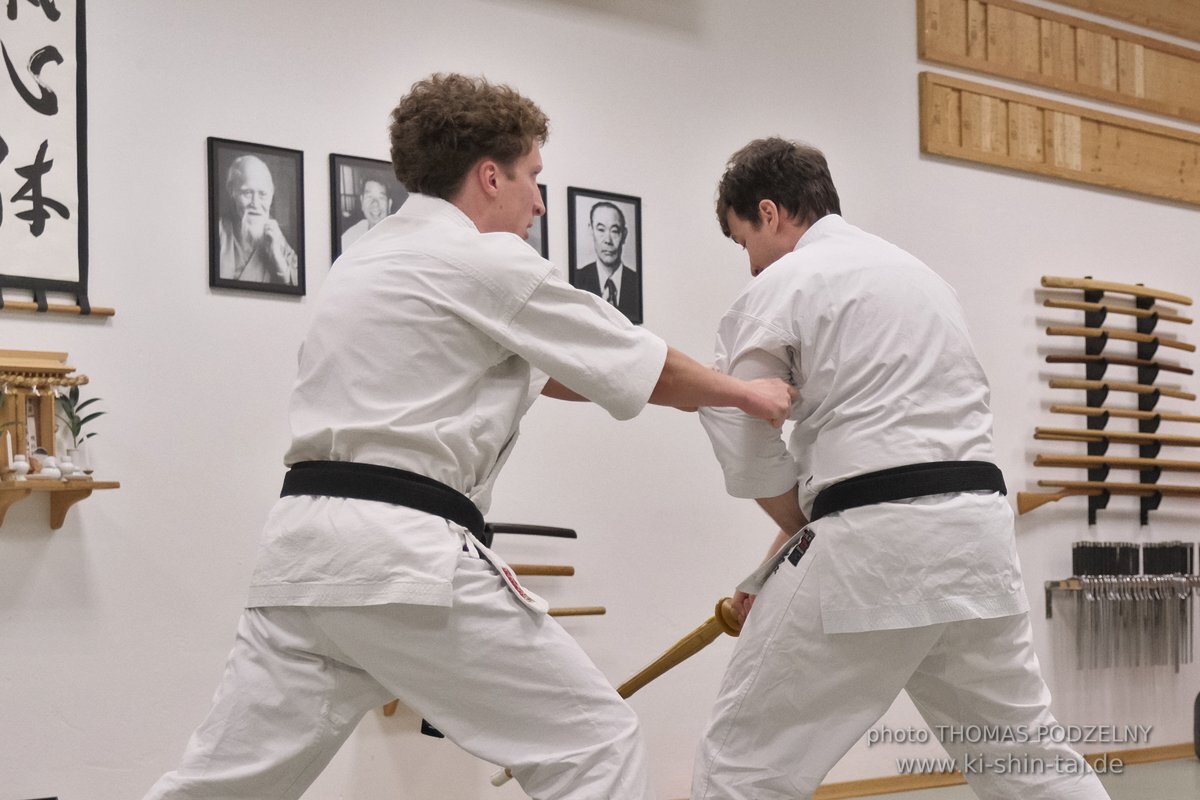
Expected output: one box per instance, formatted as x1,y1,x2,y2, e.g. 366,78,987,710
568,187,642,324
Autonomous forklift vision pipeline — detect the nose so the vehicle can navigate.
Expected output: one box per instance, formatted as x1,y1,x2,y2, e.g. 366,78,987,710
533,196,546,217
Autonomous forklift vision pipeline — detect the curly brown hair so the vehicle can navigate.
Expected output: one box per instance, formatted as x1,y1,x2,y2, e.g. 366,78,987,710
389,73,549,200
715,138,840,236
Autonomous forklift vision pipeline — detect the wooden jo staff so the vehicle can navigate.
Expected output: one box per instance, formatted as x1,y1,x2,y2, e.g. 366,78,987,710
1045,354,1193,376
1050,405,1200,424
1045,326,1195,352
1034,427,1200,447
1042,298,1193,325
1040,276,1193,306
1047,378,1195,401
1017,480,1200,514
491,597,743,787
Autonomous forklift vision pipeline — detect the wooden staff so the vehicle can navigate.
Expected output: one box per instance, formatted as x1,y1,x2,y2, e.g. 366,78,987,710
1043,298,1192,325
0,300,116,317
548,606,605,617
1046,407,1200,424
1045,325,1195,352
1047,378,1195,401
1045,354,1192,376
509,564,575,577
615,597,742,698
1034,427,1200,447
1017,479,1200,514
1041,276,1193,305
491,597,742,787
1034,453,1200,472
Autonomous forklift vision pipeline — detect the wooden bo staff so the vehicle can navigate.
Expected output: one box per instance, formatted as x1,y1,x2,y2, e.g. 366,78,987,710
1047,378,1195,401
509,564,575,577
1050,405,1200,424
491,597,742,787
1017,479,1200,514
1045,326,1195,352
548,606,605,617
1041,276,1193,306
1043,298,1193,325
1045,354,1193,376
1034,427,1200,447
1034,453,1200,473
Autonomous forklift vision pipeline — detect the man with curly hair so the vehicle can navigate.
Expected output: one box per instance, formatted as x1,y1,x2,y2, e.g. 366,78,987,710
691,138,1110,800
143,75,795,800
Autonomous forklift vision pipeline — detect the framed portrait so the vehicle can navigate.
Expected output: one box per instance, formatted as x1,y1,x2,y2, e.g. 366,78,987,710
525,183,548,259
567,187,642,324
208,137,305,296
329,153,408,261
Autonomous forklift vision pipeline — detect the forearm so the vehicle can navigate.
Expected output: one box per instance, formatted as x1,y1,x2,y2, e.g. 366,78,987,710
542,378,589,401
754,483,807,537
648,346,755,410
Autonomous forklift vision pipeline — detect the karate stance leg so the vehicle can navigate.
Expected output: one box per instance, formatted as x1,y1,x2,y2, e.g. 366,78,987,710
143,607,392,799
308,550,653,800
692,536,948,800
905,614,1112,800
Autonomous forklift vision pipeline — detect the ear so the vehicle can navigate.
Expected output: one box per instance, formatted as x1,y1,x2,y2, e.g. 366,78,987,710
477,159,501,198
757,199,780,231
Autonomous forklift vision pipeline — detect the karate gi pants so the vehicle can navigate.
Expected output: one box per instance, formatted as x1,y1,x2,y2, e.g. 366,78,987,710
693,534,1111,800
144,551,653,800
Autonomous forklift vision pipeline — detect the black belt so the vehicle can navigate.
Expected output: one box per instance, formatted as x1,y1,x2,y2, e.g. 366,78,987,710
809,461,1006,523
280,460,487,543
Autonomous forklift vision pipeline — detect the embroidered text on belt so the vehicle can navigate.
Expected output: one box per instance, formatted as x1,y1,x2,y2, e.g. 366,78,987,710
809,461,1007,522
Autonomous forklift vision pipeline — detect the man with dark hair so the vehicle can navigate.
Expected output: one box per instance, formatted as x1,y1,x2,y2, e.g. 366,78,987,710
339,177,393,250
692,138,1110,800
574,201,641,322
143,76,794,800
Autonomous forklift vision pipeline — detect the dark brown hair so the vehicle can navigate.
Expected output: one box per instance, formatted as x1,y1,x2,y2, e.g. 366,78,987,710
389,73,549,200
715,138,840,236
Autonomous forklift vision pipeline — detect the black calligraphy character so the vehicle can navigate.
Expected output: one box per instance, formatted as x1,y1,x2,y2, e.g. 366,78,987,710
0,133,7,228
7,0,61,21
2,43,62,115
11,139,69,236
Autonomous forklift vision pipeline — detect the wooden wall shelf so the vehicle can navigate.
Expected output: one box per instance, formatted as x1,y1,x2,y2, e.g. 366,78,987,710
0,480,119,529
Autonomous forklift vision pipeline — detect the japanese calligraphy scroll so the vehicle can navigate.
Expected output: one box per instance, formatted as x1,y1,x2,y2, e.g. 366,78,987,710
0,0,91,311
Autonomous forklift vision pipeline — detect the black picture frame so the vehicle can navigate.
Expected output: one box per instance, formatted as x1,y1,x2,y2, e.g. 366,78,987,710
329,153,408,261
567,187,642,324
208,137,305,296
525,183,549,259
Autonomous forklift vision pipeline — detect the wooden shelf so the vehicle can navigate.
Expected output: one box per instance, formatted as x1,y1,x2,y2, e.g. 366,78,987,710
0,479,120,529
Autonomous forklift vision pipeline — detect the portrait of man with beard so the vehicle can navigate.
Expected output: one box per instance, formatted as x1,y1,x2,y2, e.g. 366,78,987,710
568,188,642,324
209,139,305,295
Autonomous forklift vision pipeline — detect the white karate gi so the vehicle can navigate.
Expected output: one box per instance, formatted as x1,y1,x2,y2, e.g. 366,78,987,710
693,215,1110,800
145,194,667,800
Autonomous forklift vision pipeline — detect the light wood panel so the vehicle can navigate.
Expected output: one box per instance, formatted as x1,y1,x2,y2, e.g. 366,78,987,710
1050,0,1200,43
919,71,1200,207
920,0,1200,123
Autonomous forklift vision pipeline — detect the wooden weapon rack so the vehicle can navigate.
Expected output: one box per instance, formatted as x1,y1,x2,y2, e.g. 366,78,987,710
1020,276,1197,523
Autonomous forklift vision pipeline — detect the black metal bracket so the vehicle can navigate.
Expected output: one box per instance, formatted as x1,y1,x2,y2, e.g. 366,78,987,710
1087,489,1111,526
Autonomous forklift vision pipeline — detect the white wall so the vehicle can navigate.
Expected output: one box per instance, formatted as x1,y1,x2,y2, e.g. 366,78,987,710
2,1,1198,797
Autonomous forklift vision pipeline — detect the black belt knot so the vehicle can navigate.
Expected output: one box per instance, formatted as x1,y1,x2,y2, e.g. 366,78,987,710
280,460,487,543
809,461,1006,523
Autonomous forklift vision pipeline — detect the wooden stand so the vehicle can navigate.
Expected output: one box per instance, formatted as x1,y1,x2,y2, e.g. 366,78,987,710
0,479,120,529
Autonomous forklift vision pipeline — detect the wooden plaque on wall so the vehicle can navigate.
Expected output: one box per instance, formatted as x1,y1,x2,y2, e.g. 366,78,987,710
919,71,1200,207
919,0,1200,124
1050,0,1200,43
